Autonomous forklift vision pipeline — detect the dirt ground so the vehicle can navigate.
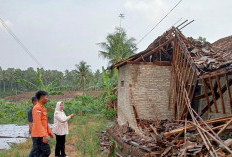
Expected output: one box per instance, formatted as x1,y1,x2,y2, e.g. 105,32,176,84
4,91,102,102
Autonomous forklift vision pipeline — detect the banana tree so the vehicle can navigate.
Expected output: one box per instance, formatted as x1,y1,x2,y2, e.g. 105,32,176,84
102,67,118,110
17,68,69,95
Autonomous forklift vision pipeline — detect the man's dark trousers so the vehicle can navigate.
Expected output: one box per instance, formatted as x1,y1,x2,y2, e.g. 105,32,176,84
31,137,51,157
29,138,36,157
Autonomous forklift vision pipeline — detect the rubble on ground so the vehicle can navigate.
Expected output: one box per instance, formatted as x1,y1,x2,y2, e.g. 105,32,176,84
107,116,232,157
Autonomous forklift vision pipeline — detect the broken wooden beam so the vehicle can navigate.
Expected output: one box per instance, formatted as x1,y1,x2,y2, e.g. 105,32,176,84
217,117,232,136
164,116,232,137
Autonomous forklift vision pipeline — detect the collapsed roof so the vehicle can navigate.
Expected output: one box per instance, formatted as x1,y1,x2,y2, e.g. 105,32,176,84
110,27,232,78
109,27,232,156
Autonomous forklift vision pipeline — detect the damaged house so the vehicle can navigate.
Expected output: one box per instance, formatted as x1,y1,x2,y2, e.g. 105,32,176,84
107,27,232,156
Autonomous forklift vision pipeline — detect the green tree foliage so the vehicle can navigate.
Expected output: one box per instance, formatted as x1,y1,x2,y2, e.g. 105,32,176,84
100,67,118,118
63,69,79,90
92,69,102,90
0,64,103,97
102,67,117,97
17,68,67,95
0,70,9,92
98,27,137,65
75,61,91,93
97,27,137,116
198,36,207,43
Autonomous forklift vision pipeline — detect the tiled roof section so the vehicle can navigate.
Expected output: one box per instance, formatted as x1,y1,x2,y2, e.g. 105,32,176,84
187,37,232,74
213,35,232,53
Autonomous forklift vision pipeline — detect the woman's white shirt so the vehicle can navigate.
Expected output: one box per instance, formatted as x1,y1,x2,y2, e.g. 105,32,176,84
53,111,71,135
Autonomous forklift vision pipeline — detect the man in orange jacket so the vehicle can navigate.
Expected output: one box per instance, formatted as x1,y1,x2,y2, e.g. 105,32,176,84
31,91,54,157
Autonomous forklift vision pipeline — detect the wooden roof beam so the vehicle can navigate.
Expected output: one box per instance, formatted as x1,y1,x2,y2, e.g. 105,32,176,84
201,77,232,115
134,37,174,62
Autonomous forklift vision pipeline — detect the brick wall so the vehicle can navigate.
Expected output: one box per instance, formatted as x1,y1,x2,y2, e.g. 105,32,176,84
117,64,139,131
117,63,173,132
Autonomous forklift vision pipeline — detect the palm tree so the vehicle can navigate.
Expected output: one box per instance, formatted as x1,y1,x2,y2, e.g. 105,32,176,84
98,27,137,65
75,61,91,94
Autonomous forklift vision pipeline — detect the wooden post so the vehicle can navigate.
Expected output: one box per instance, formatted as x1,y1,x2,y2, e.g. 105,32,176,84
225,74,232,113
208,77,219,113
216,75,226,114
202,78,212,112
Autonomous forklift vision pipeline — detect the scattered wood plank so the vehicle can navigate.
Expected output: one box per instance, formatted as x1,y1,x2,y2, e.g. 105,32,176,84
217,117,232,135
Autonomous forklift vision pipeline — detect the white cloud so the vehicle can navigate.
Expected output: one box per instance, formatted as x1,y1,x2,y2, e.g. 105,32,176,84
124,0,167,20
0,19,12,31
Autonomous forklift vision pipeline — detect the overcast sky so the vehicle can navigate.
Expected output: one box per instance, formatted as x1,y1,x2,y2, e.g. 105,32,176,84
0,0,231,72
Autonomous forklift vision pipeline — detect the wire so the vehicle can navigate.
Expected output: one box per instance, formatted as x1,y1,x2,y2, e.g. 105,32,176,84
0,17,43,68
137,0,183,45
172,17,183,27
168,17,183,30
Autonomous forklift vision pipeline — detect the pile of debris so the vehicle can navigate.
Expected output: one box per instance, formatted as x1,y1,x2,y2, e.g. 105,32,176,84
107,115,232,156
99,131,110,152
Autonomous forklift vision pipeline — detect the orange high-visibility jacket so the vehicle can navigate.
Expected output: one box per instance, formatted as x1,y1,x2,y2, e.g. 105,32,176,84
31,103,52,137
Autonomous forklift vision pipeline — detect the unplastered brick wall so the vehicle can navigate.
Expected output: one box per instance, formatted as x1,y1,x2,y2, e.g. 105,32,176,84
117,64,139,131
117,63,173,132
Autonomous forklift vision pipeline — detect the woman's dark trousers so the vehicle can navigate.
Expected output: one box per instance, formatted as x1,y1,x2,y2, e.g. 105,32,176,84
55,134,66,157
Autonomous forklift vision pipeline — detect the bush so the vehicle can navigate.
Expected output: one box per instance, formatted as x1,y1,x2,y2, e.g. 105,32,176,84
0,90,22,98
0,99,31,124
102,108,117,119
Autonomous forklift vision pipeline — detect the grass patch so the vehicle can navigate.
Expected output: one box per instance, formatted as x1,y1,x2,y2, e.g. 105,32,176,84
71,114,113,157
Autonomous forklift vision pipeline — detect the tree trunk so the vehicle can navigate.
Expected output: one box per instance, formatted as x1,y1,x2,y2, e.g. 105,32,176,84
3,81,5,92
82,76,86,96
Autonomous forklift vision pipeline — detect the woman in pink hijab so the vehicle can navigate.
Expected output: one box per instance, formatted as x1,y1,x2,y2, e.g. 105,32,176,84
53,101,75,157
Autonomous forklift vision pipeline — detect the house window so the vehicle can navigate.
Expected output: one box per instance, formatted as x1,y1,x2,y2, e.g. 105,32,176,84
121,81,124,87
